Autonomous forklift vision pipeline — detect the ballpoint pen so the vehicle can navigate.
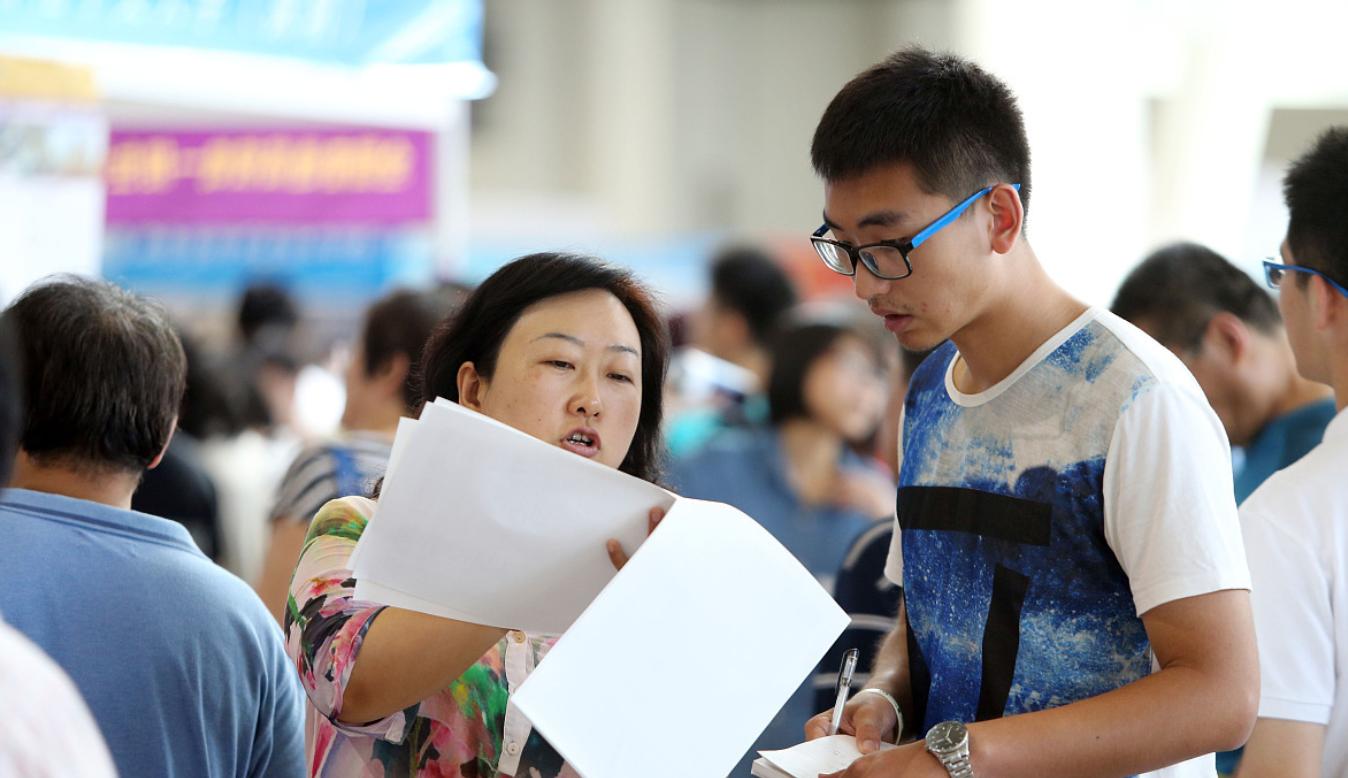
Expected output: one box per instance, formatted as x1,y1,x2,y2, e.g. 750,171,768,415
828,648,860,736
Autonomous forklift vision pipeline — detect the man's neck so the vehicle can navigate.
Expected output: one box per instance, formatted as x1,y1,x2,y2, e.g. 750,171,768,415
340,402,405,439
1268,369,1334,421
949,252,1087,395
10,453,140,510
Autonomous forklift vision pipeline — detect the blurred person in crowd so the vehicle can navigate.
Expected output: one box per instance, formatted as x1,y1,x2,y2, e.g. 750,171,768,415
132,326,223,559
284,253,668,777
666,245,798,457
813,345,934,718
804,49,1254,778
670,318,894,773
256,288,452,622
1113,242,1335,505
1236,128,1348,778
0,277,304,777
0,317,117,777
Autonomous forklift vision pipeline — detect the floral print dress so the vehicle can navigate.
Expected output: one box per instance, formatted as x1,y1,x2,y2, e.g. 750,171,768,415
285,496,576,777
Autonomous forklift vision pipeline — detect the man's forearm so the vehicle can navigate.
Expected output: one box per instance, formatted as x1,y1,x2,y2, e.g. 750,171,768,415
866,599,914,737
962,656,1254,777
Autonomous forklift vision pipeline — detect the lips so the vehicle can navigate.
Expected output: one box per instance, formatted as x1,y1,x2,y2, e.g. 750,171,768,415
880,313,914,333
560,427,602,458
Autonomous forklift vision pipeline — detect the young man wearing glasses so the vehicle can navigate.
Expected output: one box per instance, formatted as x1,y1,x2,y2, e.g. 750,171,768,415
1234,128,1348,778
802,48,1257,777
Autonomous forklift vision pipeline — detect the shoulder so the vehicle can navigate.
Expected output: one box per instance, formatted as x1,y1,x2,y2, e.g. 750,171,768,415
1242,436,1345,532
1088,311,1206,403
305,496,377,542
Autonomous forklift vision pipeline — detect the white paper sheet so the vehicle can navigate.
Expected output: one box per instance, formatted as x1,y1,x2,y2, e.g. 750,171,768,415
351,399,676,633
752,735,897,777
511,498,850,778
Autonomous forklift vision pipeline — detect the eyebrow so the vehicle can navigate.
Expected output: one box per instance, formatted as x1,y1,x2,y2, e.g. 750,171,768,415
533,332,640,358
821,209,912,232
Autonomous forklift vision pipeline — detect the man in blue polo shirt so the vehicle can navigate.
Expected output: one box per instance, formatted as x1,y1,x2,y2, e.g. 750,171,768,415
0,277,304,777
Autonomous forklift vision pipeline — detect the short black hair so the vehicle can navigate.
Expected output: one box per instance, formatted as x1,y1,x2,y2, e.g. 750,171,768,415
420,253,670,483
1284,126,1348,290
0,319,21,485
768,320,881,427
237,282,298,345
4,277,186,475
811,47,1032,217
1112,242,1281,352
709,246,798,346
361,289,457,413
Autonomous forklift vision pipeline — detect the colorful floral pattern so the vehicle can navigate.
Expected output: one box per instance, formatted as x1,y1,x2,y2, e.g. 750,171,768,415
284,496,570,777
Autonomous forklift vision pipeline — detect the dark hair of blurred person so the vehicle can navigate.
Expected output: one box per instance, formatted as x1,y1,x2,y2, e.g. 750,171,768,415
692,245,798,384
131,326,222,560
670,318,894,773
237,282,299,346
1112,242,1334,504
256,288,454,621
0,319,20,486
0,276,304,776
281,253,670,776
668,246,798,458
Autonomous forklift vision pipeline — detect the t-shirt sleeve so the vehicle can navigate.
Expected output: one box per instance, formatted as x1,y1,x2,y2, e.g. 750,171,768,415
1102,380,1251,616
1241,494,1334,724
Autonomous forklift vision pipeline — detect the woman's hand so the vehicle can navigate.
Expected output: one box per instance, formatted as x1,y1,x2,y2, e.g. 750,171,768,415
605,507,666,570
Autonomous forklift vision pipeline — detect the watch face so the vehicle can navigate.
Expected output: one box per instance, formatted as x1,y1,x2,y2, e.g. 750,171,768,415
927,721,967,753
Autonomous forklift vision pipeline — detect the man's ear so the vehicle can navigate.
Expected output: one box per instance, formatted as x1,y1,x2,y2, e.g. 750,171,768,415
147,421,177,471
1203,312,1249,366
457,362,487,410
1312,274,1343,332
987,183,1025,255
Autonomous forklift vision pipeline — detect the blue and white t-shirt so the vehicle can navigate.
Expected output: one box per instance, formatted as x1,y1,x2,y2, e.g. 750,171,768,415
885,307,1249,778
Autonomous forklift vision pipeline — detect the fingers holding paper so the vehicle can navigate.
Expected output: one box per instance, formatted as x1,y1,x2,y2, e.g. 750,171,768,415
605,506,667,570
804,693,898,753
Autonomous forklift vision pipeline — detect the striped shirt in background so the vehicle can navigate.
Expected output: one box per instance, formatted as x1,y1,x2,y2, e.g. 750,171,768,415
271,431,394,524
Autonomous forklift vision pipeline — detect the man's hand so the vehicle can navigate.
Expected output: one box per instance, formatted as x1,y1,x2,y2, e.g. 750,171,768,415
605,507,666,570
804,692,899,754
821,741,945,777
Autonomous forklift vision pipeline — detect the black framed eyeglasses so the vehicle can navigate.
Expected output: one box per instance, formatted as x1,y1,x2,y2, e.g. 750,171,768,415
810,183,1021,280
1263,258,1348,298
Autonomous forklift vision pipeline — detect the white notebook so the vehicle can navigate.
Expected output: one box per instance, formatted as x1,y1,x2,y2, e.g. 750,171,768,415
751,735,897,778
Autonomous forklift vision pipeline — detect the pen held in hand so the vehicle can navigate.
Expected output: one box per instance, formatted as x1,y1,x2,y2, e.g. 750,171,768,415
827,648,859,736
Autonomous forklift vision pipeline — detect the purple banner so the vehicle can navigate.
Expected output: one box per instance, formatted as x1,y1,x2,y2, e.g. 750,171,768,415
105,129,432,226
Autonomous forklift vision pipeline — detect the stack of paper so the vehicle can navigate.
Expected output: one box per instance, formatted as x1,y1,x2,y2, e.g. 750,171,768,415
751,735,897,778
351,398,676,633
351,398,851,776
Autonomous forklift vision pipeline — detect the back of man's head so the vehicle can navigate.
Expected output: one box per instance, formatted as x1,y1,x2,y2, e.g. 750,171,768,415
4,277,185,475
1284,127,1348,290
709,247,798,348
1112,242,1281,352
362,288,456,413
811,47,1032,217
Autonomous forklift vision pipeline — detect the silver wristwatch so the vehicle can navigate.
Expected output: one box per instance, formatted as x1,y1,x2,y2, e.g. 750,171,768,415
925,720,974,778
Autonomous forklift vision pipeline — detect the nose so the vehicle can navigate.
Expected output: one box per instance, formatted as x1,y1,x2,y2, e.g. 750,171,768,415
568,373,603,420
851,262,892,302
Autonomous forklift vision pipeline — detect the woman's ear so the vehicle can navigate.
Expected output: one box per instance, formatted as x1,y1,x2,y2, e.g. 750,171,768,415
457,361,487,410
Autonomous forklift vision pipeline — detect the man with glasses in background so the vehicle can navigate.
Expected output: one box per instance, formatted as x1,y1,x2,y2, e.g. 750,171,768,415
800,48,1256,778
1235,127,1348,778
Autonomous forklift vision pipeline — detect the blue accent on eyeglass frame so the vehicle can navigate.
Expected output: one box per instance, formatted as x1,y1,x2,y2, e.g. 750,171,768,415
1263,259,1348,298
811,183,1021,280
